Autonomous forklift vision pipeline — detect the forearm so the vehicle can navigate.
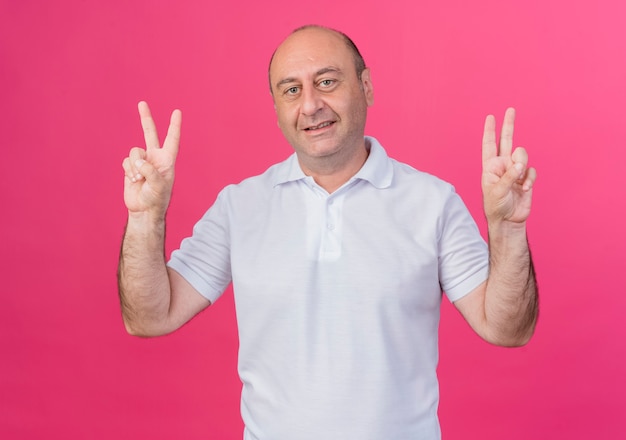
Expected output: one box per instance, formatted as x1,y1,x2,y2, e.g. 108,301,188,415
117,212,172,336
484,221,538,346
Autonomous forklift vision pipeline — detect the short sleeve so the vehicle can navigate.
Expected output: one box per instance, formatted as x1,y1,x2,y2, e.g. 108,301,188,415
438,189,489,302
167,190,233,304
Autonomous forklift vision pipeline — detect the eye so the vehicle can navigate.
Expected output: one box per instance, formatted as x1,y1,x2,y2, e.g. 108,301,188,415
285,86,300,95
319,79,335,88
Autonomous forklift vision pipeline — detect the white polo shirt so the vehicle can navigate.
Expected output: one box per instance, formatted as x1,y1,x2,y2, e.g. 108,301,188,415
168,136,489,440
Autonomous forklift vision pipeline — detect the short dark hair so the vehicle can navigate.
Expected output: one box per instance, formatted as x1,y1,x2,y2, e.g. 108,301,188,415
268,25,367,94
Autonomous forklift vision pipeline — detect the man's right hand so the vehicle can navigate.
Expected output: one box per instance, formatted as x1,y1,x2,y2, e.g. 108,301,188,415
122,101,181,218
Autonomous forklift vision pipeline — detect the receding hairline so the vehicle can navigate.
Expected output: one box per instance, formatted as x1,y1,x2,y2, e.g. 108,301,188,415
268,25,367,94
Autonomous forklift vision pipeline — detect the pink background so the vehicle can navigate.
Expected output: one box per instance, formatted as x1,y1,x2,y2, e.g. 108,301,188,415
1,0,625,438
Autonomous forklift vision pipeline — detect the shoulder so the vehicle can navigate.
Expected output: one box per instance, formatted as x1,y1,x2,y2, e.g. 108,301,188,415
220,155,295,199
385,158,459,210
393,159,452,189
366,136,455,198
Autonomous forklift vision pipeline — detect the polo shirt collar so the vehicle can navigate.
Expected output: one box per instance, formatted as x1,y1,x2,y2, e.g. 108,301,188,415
272,136,393,189
272,152,308,187
353,136,393,189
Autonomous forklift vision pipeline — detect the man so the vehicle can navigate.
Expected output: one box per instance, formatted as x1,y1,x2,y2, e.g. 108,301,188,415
119,25,538,439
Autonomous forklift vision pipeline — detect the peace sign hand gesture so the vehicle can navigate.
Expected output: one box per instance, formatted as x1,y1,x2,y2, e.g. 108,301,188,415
122,102,181,219
482,108,537,226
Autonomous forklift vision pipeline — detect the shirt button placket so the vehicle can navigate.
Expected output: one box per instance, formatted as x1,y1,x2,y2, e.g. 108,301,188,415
323,196,340,257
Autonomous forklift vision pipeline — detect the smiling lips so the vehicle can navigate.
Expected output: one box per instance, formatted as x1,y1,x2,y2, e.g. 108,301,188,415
303,120,335,131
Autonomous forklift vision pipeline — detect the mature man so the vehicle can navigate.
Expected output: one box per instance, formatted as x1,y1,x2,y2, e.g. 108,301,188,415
119,25,538,440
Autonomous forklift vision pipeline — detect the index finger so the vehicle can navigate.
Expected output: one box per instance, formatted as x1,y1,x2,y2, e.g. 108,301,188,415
482,114,497,165
138,101,160,150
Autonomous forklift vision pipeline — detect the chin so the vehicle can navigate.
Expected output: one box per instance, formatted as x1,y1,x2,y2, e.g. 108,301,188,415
300,140,342,158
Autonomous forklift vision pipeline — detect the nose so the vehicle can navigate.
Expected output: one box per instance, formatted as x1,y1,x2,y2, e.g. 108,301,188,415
300,85,324,116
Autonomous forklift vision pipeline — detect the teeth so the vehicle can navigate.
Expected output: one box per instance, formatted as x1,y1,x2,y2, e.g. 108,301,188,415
307,121,332,130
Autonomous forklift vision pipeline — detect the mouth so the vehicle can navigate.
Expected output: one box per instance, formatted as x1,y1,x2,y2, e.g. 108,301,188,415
303,121,335,131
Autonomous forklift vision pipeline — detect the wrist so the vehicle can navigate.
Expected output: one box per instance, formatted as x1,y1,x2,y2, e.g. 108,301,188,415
487,217,527,234
126,210,166,231
487,219,529,248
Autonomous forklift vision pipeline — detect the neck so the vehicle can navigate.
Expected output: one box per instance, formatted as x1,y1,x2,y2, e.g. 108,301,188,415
297,140,370,193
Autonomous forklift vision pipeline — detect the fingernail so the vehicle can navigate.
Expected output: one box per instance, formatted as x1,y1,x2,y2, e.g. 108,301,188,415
135,159,145,168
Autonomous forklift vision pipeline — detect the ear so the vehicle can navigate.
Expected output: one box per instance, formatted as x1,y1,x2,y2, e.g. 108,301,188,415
360,68,374,106
270,89,277,112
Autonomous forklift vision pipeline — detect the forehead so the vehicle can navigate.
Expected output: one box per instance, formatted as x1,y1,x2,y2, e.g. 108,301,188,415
270,28,353,82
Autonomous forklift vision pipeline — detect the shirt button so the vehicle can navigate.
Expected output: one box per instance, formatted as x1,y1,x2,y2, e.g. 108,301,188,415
327,223,335,230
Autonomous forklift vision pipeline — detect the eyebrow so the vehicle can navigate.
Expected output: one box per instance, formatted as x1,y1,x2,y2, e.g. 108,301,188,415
275,66,343,89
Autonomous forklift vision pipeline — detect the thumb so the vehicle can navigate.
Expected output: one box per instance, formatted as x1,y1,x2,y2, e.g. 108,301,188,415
135,159,163,186
499,161,525,189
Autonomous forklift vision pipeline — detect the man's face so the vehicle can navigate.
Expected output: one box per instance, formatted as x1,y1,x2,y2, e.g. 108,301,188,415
269,28,374,164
